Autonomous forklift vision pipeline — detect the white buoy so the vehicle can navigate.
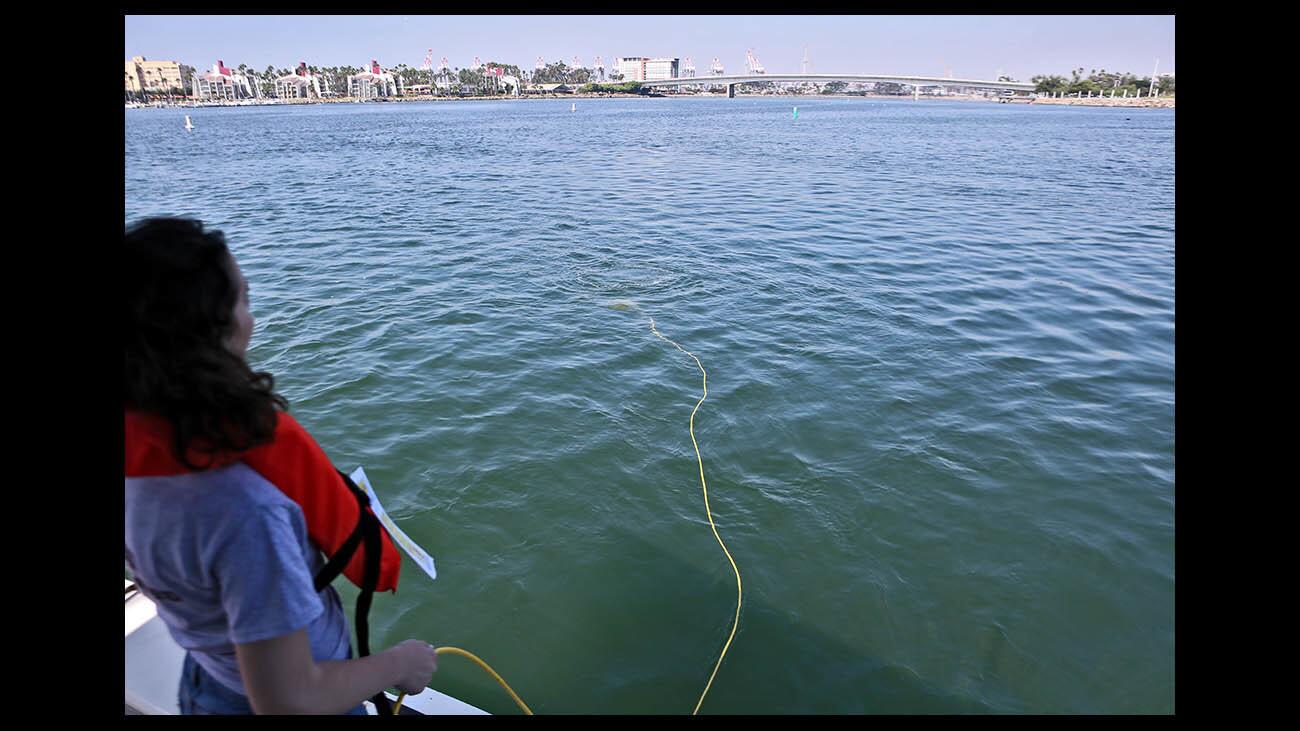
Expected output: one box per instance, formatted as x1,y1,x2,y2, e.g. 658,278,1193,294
184,115,194,131
571,102,576,112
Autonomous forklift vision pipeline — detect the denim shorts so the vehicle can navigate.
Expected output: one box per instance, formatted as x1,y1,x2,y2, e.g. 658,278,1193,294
178,651,370,715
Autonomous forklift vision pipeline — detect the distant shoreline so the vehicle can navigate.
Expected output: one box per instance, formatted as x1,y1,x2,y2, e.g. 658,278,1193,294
127,94,650,109
1028,96,1174,108
125,92,1173,110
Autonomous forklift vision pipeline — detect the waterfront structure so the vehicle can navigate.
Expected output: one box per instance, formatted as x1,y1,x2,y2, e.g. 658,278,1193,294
435,57,453,92
273,62,323,99
616,57,679,81
616,57,649,81
348,60,399,98
125,61,143,94
126,56,185,95
192,60,258,101
644,58,680,81
525,83,573,94
639,72,1035,98
483,66,520,97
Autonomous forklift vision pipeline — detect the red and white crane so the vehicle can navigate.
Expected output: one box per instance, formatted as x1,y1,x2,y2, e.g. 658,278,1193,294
593,55,605,80
682,57,696,77
745,49,765,75
711,57,725,75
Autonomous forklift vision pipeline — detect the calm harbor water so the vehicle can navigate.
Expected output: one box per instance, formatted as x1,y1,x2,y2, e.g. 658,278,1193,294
125,97,1174,714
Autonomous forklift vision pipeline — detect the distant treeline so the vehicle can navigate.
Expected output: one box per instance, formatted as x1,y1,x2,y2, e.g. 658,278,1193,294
1031,69,1173,96
577,82,645,94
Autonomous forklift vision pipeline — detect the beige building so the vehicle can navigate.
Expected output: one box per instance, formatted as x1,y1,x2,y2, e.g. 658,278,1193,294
644,58,679,81
616,57,648,81
126,56,185,94
616,57,678,82
125,60,143,93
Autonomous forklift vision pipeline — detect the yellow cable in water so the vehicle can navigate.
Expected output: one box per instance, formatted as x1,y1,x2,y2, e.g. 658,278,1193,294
390,318,737,717
393,646,533,715
649,317,743,715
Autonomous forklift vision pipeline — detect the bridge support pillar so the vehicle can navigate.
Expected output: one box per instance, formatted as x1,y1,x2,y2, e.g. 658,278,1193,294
727,83,735,98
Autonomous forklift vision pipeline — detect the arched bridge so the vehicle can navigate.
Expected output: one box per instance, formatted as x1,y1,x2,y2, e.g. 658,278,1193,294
640,73,1036,98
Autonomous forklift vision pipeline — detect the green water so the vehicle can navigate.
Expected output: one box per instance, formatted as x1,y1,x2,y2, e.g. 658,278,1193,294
126,97,1175,713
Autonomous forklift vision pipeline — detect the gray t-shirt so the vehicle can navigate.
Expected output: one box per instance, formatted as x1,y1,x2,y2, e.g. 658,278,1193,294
125,461,352,695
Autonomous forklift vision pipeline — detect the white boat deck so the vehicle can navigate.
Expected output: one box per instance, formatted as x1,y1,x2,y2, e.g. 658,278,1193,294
125,581,488,715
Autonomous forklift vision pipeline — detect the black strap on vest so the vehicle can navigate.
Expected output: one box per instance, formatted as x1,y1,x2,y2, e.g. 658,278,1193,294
312,469,395,716
311,481,367,593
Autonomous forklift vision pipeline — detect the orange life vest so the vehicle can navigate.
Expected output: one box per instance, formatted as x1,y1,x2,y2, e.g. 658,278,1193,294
124,409,402,592
125,409,403,714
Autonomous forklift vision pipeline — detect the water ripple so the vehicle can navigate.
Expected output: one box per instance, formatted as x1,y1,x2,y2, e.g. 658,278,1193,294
127,98,1174,714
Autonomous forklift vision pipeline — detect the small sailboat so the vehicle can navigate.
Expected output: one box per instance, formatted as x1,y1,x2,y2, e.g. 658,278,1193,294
183,115,195,131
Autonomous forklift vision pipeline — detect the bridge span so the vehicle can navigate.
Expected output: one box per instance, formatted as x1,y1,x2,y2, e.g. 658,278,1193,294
639,73,1036,98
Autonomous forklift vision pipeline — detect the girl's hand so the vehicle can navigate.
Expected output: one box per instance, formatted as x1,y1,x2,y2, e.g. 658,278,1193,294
392,639,438,695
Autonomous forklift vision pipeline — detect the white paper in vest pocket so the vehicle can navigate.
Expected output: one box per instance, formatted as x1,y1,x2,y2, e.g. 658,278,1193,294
349,466,438,582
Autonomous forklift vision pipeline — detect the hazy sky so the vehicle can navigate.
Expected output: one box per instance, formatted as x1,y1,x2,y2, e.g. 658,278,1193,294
125,14,1175,80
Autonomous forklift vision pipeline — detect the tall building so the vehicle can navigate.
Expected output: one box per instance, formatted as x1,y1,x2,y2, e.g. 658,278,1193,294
125,61,143,94
193,60,258,101
644,58,680,81
617,57,678,82
616,57,649,81
276,61,323,99
126,56,184,94
348,59,398,98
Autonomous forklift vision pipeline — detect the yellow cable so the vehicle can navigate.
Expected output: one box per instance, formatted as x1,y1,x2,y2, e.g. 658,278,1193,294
649,318,743,715
393,646,533,715
390,318,739,717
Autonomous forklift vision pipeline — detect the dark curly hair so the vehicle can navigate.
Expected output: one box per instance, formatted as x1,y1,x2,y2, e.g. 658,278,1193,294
125,217,288,470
